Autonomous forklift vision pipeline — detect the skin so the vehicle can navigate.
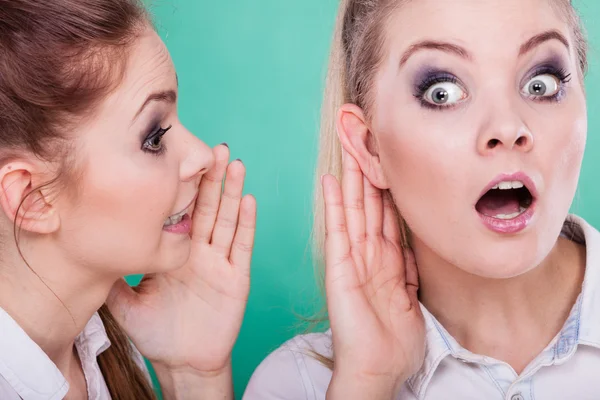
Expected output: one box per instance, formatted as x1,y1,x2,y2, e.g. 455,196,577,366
0,27,255,399
323,0,587,397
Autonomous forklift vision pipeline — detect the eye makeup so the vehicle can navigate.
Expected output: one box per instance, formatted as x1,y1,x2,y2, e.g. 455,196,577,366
521,55,572,103
411,67,466,110
411,54,572,111
141,116,172,156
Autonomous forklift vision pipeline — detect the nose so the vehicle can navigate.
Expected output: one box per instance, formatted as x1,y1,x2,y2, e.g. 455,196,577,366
179,128,215,182
476,99,534,156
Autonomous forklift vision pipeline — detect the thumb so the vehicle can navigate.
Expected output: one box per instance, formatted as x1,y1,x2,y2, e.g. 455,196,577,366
105,278,140,327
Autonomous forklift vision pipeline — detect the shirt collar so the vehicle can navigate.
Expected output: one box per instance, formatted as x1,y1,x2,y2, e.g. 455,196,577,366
407,214,600,399
0,309,110,400
75,312,112,361
406,305,451,399
568,214,600,349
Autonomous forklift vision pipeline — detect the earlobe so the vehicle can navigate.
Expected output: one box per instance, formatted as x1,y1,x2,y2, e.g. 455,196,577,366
0,162,60,234
336,103,389,189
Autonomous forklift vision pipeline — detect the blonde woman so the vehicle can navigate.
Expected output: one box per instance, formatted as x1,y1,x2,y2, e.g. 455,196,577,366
245,0,595,399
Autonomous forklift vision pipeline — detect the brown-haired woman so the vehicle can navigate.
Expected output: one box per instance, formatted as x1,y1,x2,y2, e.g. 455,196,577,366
0,1,256,399
245,0,595,399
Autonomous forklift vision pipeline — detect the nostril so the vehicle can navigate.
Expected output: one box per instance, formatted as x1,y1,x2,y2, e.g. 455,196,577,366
515,136,526,147
487,139,500,149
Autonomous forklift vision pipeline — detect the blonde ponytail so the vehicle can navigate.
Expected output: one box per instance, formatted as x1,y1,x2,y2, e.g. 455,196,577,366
312,0,349,287
312,0,400,298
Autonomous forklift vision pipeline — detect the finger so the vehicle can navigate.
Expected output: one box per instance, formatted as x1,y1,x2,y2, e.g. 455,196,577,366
404,248,422,313
211,160,245,255
363,175,383,237
105,278,139,328
229,194,257,274
382,189,401,243
341,150,366,250
192,145,229,243
323,174,357,288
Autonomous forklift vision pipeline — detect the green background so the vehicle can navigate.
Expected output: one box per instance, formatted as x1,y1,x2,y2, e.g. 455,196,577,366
131,1,600,398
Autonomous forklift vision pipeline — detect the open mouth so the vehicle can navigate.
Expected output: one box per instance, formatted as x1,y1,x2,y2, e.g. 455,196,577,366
164,209,188,227
475,180,534,220
163,194,197,228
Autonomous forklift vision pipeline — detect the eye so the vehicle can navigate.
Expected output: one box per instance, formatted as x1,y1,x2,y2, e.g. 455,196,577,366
147,135,162,150
423,82,467,106
142,125,171,154
522,74,560,97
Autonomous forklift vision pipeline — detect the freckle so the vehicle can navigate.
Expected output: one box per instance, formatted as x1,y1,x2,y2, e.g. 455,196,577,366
7,166,12,170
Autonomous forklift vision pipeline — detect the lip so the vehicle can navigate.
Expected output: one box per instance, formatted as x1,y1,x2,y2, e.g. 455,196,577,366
477,172,539,201
169,193,198,218
476,172,538,234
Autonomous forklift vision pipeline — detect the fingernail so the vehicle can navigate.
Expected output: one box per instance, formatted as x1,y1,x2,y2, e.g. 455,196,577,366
235,158,243,163
220,142,229,148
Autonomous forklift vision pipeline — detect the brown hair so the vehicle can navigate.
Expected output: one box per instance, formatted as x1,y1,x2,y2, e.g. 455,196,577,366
0,1,156,398
311,0,588,368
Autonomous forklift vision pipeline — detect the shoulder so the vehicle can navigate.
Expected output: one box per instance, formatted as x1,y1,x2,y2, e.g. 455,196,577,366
243,331,333,400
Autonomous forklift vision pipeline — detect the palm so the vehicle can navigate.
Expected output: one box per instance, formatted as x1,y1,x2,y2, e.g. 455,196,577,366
322,153,425,384
107,145,256,373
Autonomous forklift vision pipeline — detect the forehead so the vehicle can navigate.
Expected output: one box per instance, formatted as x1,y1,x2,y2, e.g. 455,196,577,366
386,0,571,57
100,27,176,117
122,28,175,97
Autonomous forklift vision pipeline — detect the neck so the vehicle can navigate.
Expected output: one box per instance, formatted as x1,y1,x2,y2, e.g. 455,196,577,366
0,233,116,372
416,235,586,373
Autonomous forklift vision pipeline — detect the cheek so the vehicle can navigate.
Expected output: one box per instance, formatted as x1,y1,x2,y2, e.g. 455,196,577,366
376,117,473,225
61,149,179,272
85,152,176,221
558,116,586,179
539,103,587,207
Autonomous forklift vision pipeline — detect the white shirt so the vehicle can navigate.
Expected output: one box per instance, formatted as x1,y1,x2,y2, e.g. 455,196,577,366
244,215,600,400
0,310,150,400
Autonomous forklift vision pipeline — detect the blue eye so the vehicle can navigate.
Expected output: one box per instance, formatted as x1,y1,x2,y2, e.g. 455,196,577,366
423,82,467,106
414,71,468,110
522,74,560,97
520,64,572,102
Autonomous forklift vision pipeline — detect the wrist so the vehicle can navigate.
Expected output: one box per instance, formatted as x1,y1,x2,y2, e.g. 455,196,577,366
326,368,406,400
153,362,233,400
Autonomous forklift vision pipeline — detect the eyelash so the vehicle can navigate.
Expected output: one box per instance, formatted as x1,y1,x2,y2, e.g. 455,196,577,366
524,65,571,103
142,124,172,155
413,72,463,111
413,65,572,111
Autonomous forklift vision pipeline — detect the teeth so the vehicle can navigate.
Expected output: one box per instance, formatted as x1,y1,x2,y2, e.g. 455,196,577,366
164,210,186,227
493,206,527,220
491,181,524,190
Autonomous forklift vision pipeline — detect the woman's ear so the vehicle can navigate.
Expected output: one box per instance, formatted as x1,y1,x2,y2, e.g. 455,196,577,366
0,162,60,234
336,103,389,189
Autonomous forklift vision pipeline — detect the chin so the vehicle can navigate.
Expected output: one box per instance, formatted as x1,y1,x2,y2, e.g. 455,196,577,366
162,244,192,272
135,241,192,275
458,236,552,279
464,259,537,279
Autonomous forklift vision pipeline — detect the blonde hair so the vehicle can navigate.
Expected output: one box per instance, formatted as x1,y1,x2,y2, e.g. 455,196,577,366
310,0,588,367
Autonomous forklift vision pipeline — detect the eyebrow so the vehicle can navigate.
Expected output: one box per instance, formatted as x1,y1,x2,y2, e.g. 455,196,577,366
399,29,570,68
400,41,471,66
518,30,569,56
133,89,177,121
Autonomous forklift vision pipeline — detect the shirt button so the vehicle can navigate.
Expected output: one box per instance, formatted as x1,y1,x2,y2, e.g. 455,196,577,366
511,394,524,400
